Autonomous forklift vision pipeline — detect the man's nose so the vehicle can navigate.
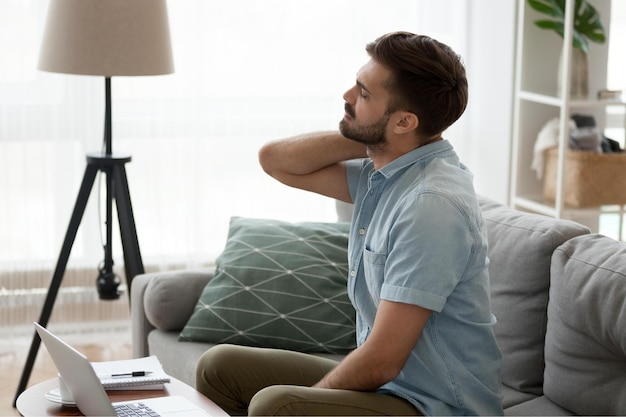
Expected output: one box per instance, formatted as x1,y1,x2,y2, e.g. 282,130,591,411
343,85,357,104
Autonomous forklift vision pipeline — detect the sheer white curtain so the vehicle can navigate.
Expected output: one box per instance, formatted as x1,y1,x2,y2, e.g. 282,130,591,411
1,0,468,271
0,0,468,327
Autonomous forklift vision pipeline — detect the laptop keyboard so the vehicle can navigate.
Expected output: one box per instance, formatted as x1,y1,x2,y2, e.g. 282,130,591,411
115,402,160,417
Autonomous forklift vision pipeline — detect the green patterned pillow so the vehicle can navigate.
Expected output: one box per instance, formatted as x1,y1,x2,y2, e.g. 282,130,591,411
179,217,356,354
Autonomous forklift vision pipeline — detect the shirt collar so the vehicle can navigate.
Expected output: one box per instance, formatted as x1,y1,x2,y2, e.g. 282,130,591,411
375,139,453,179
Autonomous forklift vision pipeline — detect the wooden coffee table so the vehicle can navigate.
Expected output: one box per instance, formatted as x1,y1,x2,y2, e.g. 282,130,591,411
16,376,228,416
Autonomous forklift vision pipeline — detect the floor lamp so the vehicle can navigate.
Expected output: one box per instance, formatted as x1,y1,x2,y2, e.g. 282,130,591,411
13,0,174,406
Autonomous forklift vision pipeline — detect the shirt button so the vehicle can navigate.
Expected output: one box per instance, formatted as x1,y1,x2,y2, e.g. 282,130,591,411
359,228,366,235
350,270,356,277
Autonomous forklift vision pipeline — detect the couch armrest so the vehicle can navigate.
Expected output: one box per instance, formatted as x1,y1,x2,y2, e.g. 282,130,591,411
130,268,215,358
130,273,155,358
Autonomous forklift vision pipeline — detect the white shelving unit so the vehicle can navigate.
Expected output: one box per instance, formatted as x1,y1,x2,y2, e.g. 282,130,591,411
509,0,625,238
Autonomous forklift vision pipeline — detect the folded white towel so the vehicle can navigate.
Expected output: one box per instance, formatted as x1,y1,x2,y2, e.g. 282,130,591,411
531,117,576,179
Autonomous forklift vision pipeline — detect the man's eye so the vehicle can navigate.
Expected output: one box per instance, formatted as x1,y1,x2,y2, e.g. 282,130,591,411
360,90,369,98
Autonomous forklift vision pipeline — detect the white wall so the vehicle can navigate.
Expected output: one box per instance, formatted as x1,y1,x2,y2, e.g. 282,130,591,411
460,0,517,204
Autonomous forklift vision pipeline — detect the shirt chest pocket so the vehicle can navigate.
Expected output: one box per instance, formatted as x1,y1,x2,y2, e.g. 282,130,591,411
363,248,387,305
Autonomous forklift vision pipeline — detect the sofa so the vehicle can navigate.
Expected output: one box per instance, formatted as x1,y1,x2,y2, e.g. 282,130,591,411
130,196,626,415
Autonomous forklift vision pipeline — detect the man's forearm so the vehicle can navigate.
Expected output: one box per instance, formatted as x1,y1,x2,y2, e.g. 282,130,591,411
314,301,430,392
258,131,367,202
313,345,395,392
259,131,367,177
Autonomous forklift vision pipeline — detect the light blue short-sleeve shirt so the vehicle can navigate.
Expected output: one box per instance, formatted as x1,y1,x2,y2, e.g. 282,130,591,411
345,140,503,416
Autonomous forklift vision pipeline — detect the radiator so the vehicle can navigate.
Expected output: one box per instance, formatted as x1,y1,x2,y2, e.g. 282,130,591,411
0,266,132,338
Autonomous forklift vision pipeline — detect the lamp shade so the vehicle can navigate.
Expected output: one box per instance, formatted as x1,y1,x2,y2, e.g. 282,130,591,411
38,0,174,76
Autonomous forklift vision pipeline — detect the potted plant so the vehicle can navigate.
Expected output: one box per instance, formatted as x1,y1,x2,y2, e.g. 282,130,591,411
527,0,606,98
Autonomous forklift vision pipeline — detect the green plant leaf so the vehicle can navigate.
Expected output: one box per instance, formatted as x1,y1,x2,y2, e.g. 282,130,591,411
528,0,562,18
527,0,605,52
576,2,606,43
535,20,564,38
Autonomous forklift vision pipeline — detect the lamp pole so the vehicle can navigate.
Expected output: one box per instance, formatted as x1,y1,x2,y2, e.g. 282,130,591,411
97,76,124,300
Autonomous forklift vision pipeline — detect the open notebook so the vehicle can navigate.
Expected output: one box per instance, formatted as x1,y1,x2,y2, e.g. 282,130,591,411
93,355,171,390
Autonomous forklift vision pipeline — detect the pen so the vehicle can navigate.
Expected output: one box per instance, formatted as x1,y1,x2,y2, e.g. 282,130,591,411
110,371,153,378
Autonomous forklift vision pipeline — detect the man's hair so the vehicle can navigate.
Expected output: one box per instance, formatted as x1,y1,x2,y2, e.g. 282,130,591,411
366,32,468,138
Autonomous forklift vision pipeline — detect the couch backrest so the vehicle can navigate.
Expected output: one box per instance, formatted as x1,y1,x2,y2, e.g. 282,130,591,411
544,234,626,415
478,196,590,395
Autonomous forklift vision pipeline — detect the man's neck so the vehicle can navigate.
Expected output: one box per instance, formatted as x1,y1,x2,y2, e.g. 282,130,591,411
367,135,443,170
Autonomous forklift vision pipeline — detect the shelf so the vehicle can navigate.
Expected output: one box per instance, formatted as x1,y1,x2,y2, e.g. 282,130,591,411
513,195,626,217
512,195,557,217
518,91,562,107
570,98,626,108
519,90,626,108
510,0,621,238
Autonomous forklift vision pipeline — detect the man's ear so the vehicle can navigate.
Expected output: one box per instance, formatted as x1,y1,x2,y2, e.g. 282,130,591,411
392,111,419,134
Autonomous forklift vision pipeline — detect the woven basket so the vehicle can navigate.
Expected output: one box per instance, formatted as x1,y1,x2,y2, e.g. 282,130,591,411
543,147,626,208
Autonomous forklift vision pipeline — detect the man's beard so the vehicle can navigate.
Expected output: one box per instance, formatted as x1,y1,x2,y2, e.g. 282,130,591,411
339,103,390,147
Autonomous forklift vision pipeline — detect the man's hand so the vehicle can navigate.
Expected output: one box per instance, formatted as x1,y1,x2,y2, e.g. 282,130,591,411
258,131,367,203
314,300,431,391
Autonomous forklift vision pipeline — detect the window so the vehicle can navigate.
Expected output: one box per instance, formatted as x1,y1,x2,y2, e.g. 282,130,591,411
0,0,468,272
598,0,626,240
606,0,626,146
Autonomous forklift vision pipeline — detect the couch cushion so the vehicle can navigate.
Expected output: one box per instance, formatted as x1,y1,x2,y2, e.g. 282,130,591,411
179,217,356,354
149,330,216,388
504,395,573,416
500,384,538,409
544,234,626,415
478,196,589,396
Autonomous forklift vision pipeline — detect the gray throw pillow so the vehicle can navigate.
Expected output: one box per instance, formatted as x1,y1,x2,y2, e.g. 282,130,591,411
478,196,590,395
179,217,356,354
544,234,626,415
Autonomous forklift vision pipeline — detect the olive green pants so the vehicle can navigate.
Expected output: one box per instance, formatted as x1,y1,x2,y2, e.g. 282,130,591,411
196,344,421,416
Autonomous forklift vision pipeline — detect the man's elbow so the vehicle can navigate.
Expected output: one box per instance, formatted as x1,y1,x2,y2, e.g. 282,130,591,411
258,143,276,177
370,357,403,388
381,364,403,385
258,143,297,187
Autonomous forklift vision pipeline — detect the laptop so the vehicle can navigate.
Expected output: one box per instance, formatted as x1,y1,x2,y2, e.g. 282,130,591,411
34,322,212,417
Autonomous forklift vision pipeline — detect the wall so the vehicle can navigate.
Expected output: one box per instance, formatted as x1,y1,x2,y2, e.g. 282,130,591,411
459,0,517,204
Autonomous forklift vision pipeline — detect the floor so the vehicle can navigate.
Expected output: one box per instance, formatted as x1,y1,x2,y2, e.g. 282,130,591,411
0,329,132,416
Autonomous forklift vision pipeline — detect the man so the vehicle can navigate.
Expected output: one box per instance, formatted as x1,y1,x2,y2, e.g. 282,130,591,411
196,31,503,416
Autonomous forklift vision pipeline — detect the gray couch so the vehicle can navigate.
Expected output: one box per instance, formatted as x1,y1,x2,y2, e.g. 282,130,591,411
130,196,626,415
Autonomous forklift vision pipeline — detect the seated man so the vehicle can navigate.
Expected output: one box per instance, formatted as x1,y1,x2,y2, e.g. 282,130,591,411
196,31,503,416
